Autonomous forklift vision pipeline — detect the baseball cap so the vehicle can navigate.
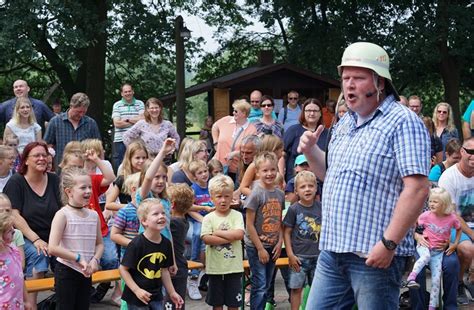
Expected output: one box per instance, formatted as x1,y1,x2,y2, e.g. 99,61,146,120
294,155,308,167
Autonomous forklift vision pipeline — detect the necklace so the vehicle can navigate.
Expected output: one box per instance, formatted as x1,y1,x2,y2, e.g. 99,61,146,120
68,203,84,209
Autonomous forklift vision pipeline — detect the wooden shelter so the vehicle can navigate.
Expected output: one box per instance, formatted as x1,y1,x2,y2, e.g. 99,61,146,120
160,52,341,121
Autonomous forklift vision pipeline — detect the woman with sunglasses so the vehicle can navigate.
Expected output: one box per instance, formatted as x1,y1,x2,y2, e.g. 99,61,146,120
432,102,459,159
254,95,284,138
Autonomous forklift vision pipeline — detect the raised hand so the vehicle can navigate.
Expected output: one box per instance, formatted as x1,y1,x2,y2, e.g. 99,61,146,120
161,138,176,156
297,125,325,154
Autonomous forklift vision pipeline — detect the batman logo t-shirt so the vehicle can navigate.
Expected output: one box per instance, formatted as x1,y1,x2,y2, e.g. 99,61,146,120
121,233,173,306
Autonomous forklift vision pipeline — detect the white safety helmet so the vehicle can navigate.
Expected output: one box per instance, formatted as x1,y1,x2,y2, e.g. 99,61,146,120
338,42,399,100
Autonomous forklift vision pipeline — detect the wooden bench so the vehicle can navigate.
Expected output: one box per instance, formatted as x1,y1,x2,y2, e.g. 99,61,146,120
242,257,289,270
26,260,204,293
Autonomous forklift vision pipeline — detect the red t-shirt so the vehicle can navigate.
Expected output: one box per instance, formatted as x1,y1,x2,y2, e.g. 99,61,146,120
89,174,109,237
322,107,334,128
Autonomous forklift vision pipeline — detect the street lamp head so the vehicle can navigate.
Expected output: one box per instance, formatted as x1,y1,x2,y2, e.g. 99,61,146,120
180,26,191,38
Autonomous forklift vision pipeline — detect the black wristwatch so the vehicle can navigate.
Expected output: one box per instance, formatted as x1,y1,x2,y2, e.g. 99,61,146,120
381,236,397,251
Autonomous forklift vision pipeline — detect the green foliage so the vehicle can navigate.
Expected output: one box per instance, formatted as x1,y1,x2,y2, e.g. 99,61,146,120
0,0,204,132
195,0,473,130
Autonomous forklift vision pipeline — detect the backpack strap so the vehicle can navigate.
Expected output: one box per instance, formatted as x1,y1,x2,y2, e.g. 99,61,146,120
283,105,288,124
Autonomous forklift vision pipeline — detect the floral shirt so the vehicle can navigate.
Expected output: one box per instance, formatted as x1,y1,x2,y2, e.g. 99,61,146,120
122,119,180,155
0,245,24,309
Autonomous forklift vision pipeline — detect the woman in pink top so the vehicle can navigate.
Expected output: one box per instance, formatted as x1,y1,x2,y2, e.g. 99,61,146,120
48,167,104,309
211,99,257,181
406,187,461,310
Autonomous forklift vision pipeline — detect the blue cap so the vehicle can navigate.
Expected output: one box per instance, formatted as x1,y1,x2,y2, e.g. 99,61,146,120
294,155,308,167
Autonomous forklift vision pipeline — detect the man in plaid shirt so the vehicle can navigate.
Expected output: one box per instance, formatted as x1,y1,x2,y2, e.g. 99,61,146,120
299,42,430,309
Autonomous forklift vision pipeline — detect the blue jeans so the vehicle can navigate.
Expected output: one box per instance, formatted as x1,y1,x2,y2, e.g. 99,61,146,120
306,250,407,310
101,231,119,270
190,220,204,277
127,300,163,310
409,251,459,310
113,142,126,173
246,245,276,310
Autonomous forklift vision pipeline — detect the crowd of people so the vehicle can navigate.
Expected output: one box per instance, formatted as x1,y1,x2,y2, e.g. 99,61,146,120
0,41,473,310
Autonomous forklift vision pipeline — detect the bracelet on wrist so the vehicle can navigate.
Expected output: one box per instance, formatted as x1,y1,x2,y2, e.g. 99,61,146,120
75,253,81,263
32,238,41,244
92,257,100,264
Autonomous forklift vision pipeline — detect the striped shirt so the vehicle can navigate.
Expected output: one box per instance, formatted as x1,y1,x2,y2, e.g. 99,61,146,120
113,202,140,256
111,98,144,142
322,95,430,256
57,207,99,276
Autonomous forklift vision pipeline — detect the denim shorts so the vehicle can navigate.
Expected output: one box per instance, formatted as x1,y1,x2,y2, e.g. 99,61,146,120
288,256,318,289
100,231,119,270
24,238,50,278
450,228,472,244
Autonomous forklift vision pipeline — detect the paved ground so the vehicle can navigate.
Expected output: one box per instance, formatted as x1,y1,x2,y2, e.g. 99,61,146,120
37,272,474,309
37,272,291,309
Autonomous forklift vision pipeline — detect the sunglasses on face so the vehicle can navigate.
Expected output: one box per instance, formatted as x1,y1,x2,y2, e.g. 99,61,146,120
288,97,298,100
463,147,474,155
261,104,273,108
437,110,448,114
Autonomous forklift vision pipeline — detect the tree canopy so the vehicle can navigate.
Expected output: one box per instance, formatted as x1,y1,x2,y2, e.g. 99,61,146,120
0,0,471,136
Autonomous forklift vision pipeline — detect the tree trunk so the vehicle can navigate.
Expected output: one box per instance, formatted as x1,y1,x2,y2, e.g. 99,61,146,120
437,0,462,134
84,0,107,132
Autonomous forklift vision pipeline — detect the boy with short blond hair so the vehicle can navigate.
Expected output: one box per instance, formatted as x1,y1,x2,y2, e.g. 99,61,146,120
283,171,321,310
120,198,183,309
201,175,245,310
244,151,285,310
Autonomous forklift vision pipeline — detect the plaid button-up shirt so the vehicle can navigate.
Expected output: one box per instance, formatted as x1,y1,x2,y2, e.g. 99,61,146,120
321,95,430,256
44,111,101,166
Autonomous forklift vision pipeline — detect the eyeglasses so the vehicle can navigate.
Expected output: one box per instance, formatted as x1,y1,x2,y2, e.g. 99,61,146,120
437,110,448,114
462,147,474,155
261,104,273,108
288,97,299,100
28,153,48,159
304,109,321,114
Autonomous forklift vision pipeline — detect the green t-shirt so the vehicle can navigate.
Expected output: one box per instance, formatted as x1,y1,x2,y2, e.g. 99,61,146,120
201,209,244,274
13,229,24,247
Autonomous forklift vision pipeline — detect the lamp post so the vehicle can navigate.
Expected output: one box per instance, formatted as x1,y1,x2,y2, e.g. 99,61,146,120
175,15,191,140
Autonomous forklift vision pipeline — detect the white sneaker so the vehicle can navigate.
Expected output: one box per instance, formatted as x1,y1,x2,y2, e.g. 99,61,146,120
187,277,202,300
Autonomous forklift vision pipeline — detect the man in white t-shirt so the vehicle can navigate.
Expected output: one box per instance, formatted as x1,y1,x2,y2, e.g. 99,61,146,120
439,137,474,304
